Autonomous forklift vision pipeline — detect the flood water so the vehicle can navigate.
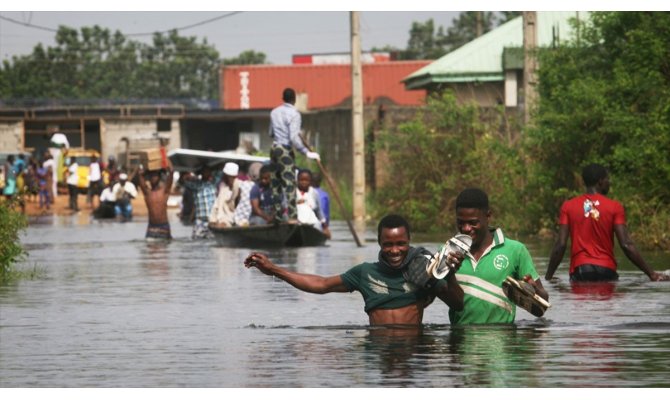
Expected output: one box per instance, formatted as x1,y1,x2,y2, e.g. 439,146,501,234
2,211,670,388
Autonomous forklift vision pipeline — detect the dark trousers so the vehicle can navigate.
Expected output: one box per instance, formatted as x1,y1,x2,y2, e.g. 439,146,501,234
68,184,79,211
570,264,619,282
87,179,102,204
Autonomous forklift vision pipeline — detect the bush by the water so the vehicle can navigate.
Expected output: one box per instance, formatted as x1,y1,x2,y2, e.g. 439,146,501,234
0,200,28,282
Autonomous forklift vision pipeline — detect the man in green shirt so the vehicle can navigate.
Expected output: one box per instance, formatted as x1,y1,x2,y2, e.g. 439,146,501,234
244,214,464,326
449,188,549,324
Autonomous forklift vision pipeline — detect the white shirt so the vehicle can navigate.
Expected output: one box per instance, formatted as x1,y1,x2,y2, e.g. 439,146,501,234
42,158,56,179
112,181,138,200
89,161,101,181
50,133,70,148
66,163,79,186
100,187,116,202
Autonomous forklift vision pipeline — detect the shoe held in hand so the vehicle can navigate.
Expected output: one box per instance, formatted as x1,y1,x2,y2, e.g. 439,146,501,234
429,234,473,279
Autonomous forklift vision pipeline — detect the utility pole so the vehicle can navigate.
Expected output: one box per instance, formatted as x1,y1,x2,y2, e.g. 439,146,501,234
350,11,366,237
523,11,538,125
476,12,483,37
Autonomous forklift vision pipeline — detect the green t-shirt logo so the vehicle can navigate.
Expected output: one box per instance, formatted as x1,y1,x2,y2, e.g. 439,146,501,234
493,254,509,270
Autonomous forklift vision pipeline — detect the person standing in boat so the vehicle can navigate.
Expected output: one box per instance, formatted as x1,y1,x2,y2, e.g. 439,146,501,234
137,161,174,240
244,214,465,326
545,163,669,282
268,87,320,223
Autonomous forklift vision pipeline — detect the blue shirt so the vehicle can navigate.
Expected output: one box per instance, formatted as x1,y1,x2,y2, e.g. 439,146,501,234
250,183,274,215
314,187,330,224
268,103,307,154
14,158,26,174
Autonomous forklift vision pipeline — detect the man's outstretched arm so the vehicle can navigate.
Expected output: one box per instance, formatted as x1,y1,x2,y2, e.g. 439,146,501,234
244,252,350,293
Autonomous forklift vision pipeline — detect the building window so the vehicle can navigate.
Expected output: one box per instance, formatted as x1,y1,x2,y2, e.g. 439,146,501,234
157,119,172,132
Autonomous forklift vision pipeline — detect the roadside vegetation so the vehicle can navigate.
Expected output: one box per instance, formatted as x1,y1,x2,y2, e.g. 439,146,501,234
373,12,670,250
0,200,30,283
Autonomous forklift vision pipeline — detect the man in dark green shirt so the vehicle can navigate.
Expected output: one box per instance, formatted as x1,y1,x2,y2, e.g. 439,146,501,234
244,214,464,326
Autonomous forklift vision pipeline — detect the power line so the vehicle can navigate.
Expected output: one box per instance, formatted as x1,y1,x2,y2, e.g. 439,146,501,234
0,12,243,36
126,12,243,36
0,13,57,33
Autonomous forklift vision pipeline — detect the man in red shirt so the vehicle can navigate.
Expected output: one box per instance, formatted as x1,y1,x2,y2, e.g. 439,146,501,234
545,163,668,282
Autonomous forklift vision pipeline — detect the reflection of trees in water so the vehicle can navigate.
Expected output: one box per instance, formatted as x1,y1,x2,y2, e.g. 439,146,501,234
448,325,547,387
361,325,431,386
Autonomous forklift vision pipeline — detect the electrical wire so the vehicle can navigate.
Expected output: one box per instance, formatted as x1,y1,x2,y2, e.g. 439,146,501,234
0,12,243,36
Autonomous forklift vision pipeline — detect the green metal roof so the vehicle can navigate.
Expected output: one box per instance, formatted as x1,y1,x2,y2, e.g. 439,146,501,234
404,11,589,90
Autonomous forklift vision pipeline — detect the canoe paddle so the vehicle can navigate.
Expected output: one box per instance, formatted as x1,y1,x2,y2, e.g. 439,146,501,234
300,134,363,247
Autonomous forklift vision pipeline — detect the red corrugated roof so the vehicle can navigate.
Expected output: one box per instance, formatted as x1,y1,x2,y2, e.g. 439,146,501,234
220,61,430,110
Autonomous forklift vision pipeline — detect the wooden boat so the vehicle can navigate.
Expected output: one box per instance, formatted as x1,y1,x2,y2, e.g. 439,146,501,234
209,222,329,247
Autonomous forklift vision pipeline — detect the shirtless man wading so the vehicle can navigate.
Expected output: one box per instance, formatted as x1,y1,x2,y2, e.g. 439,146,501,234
138,162,174,240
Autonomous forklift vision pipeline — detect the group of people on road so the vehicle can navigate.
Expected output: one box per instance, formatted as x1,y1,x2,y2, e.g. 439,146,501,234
242,87,668,328
3,151,64,214
1,147,128,220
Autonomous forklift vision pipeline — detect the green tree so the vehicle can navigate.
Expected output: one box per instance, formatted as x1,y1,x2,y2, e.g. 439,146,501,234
223,50,267,65
527,12,670,245
371,12,510,60
372,91,527,234
441,12,497,52
404,19,446,59
0,26,221,101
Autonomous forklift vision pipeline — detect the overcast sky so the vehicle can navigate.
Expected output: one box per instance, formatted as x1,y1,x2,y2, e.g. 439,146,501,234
0,1,646,65
0,10,464,64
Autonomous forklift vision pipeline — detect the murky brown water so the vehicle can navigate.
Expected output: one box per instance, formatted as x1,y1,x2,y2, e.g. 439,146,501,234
2,211,670,387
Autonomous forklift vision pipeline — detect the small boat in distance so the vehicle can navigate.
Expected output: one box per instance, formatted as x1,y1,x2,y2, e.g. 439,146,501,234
209,222,329,247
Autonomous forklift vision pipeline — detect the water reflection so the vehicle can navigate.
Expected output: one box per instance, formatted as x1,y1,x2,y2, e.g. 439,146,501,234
2,217,670,388
447,325,548,387
362,325,428,385
569,281,617,300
